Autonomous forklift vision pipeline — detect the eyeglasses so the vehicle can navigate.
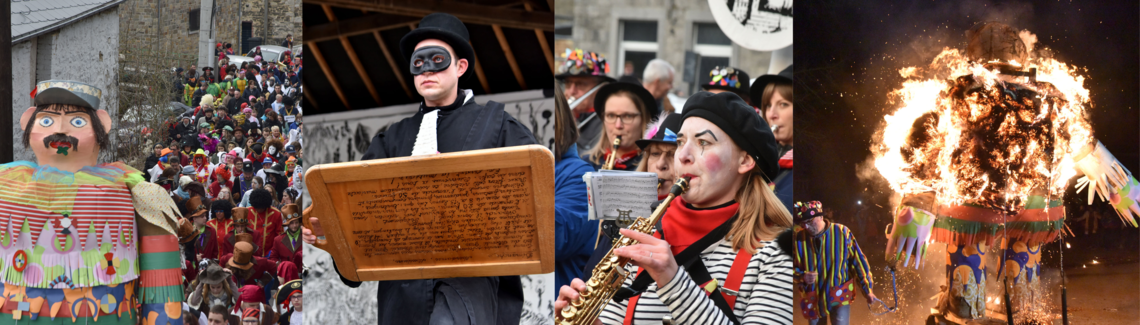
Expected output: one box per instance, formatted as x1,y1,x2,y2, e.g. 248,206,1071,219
604,113,641,124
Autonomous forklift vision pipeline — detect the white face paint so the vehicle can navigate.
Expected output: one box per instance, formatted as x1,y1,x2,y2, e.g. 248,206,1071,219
268,146,276,155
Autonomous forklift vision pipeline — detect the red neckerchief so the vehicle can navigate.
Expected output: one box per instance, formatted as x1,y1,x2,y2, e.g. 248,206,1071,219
661,197,738,255
603,148,639,170
779,148,793,169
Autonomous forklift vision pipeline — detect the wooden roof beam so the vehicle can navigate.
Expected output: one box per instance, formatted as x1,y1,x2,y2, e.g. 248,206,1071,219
523,2,554,74
340,37,382,107
471,50,491,93
325,6,382,107
491,24,526,89
302,80,320,110
302,0,553,31
307,41,352,110
373,31,414,99
305,14,421,44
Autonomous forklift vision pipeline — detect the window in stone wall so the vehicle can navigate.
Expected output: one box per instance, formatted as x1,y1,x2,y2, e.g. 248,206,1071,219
691,22,733,95
619,20,658,80
189,9,200,32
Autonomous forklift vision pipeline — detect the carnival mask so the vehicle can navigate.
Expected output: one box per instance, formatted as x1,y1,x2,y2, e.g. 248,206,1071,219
21,105,111,173
409,46,452,75
268,146,277,155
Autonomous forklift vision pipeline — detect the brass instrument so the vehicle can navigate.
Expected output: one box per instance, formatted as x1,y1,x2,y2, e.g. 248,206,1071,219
602,136,622,170
597,133,624,247
557,177,690,325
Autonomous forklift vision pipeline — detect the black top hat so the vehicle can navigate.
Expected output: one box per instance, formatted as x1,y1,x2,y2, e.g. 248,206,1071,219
636,113,682,150
750,65,793,109
701,66,751,100
399,13,476,80
592,82,657,123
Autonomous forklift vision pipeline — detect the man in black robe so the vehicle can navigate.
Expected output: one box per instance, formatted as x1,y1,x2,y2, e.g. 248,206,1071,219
303,13,535,325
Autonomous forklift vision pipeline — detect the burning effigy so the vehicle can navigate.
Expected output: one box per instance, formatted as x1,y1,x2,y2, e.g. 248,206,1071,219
874,22,1139,323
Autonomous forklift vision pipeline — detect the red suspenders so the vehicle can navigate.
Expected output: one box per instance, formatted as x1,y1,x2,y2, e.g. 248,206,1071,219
622,247,752,324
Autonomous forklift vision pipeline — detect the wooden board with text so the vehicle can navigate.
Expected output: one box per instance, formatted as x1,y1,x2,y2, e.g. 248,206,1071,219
303,145,555,282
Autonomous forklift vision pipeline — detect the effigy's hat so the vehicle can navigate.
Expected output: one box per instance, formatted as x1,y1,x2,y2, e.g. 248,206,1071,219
33,80,102,110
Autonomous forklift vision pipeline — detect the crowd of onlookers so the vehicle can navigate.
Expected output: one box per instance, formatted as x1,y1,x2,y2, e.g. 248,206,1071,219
143,37,305,325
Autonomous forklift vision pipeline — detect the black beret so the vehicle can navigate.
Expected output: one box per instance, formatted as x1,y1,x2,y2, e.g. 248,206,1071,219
680,91,779,182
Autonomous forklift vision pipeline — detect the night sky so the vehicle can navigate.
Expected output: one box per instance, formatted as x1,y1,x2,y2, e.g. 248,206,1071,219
794,0,1139,216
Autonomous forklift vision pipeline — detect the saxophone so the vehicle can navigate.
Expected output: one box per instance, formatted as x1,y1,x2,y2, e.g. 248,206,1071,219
603,135,622,170
557,177,690,325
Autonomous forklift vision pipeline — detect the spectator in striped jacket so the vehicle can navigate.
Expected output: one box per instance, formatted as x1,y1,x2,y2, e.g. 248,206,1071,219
557,91,794,324
792,201,876,325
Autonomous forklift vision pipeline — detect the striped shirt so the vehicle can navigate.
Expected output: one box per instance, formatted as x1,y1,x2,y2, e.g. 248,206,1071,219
792,222,873,299
598,239,794,325
0,182,135,246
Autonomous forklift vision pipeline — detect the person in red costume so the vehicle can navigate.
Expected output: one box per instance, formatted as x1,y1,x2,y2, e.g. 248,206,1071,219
270,204,302,267
557,92,795,324
209,200,236,244
220,208,264,257
245,188,283,257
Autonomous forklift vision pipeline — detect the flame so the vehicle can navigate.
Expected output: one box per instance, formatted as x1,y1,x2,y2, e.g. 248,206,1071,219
873,46,1093,212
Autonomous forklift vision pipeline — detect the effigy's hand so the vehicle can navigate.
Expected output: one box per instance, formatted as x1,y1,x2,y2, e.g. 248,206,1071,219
884,206,934,269
1074,141,1140,225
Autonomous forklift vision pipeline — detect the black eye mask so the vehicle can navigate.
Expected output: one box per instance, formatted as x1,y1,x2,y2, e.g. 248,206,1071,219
409,46,452,75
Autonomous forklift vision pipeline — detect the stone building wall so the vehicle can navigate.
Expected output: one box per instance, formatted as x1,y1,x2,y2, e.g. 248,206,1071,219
241,0,302,47
11,8,121,162
119,0,301,69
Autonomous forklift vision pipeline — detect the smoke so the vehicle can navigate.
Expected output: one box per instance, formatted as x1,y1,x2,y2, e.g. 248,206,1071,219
1019,30,1038,54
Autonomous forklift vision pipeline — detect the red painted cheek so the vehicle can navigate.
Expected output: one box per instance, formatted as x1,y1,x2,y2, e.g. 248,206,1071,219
702,152,722,173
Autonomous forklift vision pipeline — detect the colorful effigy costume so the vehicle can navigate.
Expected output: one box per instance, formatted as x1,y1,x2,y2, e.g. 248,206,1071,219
1,78,186,325
878,23,1140,321
0,162,184,324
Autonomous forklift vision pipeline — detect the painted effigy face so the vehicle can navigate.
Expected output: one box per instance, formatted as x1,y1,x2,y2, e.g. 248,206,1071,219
21,105,111,173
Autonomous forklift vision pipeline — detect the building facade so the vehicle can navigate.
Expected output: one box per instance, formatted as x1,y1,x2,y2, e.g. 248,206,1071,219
10,0,123,162
559,0,785,96
118,0,302,69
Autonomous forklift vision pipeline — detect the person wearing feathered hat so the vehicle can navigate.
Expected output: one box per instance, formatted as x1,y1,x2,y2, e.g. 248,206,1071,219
3,80,186,323
702,66,753,106
792,201,876,325
301,12,535,324
557,48,616,152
